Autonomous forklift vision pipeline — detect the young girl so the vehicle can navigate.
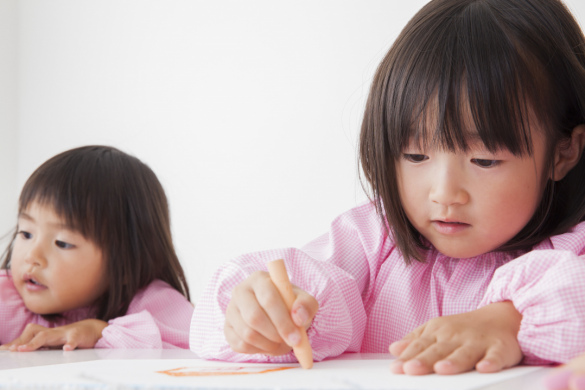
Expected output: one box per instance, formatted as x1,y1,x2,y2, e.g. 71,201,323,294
0,145,193,351
190,0,585,376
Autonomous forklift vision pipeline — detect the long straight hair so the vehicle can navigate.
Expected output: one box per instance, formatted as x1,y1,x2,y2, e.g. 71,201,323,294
1,145,190,320
359,0,585,263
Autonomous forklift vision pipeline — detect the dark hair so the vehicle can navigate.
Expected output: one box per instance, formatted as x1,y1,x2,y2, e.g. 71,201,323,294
359,0,585,263
1,145,190,320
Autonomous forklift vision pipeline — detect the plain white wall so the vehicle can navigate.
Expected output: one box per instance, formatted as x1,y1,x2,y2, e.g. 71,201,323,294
5,0,585,302
0,0,18,249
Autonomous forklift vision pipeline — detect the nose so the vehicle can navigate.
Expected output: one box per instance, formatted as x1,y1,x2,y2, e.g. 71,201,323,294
23,239,47,268
429,161,470,206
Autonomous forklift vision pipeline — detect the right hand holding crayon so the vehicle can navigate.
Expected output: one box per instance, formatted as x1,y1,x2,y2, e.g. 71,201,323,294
224,270,318,356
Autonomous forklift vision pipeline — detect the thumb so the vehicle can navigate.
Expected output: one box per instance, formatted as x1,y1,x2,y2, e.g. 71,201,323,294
291,290,318,328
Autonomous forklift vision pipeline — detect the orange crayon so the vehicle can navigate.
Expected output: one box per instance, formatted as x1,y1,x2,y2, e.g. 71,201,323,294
267,259,313,369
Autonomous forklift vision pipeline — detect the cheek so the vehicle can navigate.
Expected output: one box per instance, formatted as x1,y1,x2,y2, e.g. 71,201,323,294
481,176,542,228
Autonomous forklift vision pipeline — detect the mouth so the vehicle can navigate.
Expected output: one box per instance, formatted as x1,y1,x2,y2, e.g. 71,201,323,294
431,220,471,234
432,220,469,225
23,274,47,289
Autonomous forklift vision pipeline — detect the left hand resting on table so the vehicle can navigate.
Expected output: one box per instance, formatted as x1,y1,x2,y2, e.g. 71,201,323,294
389,301,523,375
0,319,108,352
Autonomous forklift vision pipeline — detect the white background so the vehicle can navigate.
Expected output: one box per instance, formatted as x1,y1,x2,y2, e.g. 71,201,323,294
1,0,584,302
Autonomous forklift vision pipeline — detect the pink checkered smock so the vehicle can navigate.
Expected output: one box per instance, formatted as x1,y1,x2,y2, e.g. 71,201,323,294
190,201,585,365
0,276,193,349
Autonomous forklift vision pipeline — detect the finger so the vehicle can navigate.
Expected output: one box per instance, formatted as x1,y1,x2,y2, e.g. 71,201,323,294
224,322,291,356
390,335,434,375
231,286,282,345
433,344,486,375
224,323,265,354
389,339,412,357
389,326,424,357
475,340,522,374
402,342,461,375
253,277,301,347
226,301,284,354
232,276,284,344
63,331,81,351
17,331,52,352
396,336,436,362
291,289,318,328
8,324,46,351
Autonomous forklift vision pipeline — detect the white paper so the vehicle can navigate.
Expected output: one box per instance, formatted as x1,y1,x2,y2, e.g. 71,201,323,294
0,358,543,390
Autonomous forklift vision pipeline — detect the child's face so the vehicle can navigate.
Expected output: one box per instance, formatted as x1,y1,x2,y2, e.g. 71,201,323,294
10,201,108,315
397,128,549,259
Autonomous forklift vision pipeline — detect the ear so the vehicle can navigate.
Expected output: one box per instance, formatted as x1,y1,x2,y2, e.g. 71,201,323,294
553,124,585,181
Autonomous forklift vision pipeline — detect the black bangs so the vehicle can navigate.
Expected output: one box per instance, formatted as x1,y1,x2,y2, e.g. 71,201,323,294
386,0,546,158
18,147,110,242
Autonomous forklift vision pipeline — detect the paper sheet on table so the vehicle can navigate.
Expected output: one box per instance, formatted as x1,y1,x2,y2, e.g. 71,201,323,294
0,357,542,390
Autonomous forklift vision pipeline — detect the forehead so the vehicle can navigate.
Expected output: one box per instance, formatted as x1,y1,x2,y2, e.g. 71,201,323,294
18,201,76,232
402,90,540,156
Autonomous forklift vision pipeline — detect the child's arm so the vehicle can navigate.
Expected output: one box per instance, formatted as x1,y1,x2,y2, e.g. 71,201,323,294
191,202,391,362
95,279,194,349
389,249,585,375
479,249,585,364
388,301,522,375
0,319,108,351
223,270,318,356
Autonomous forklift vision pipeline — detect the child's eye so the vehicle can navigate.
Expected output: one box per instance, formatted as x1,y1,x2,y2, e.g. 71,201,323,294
55,240,74,249
403,154,429,163
18,230,32,239
472,159,500,168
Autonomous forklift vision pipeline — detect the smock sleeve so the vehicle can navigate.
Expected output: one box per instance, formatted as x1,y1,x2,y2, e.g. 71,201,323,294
95,280,193,349
479,249,585,365
0,271,35,345
190,202,394,363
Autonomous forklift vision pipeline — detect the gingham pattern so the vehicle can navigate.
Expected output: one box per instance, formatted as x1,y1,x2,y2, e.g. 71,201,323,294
190,201,585,364
0,276,193,349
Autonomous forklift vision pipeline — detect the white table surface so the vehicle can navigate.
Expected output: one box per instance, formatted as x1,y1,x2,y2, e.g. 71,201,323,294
0,350,553,389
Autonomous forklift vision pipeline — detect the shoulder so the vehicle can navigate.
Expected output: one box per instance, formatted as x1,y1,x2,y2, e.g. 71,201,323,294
332,201,391,239
545,221,585,255
126,280,192,315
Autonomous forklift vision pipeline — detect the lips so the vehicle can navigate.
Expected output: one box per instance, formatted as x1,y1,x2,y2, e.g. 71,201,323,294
23,273,47,291
431,220,470,234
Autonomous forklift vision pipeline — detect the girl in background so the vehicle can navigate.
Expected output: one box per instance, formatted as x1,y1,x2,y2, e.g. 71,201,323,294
0,145,193,350
191,0,585,376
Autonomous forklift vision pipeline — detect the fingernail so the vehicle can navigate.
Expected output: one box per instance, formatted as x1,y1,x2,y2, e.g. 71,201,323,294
543,370,572,390
293,306,309,326
572,374,585,390
287,331,301,346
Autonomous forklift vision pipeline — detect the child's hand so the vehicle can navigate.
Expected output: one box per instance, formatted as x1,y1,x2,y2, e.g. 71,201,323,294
0,319,108,352
389,301,523,375
544,353,585,390
224,270,318,356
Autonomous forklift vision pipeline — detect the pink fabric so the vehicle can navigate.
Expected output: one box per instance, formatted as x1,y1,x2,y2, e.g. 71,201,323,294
0,275,193,349
190,201,585,365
